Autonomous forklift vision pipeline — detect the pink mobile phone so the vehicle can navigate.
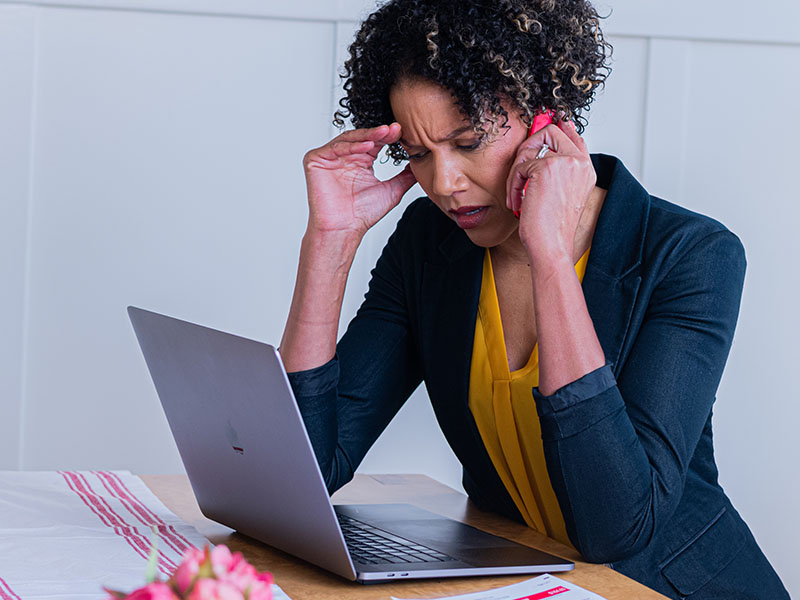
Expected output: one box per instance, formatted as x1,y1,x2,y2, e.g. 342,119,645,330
513,110,554,218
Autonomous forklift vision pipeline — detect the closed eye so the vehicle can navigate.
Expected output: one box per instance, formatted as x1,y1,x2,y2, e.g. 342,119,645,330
405,138,482,161
457,140,482,152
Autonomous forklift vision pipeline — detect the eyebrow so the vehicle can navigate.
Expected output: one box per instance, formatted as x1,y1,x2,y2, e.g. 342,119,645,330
400,125,474,148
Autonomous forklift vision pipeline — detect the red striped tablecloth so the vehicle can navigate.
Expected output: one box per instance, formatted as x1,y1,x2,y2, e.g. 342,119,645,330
0,470,256,599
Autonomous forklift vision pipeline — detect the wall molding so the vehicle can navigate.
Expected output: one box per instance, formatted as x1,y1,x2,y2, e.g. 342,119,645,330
0,0,360,23
600,0,800,46
1,0,798,45
0,6,36,469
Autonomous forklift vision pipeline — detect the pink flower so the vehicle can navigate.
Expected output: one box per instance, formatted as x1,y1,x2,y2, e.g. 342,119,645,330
108,544,271,599
171,547,206,594
186,579,243,600
209,546,233,567
114,583,179,600
245,575,274,600
211,548,259,590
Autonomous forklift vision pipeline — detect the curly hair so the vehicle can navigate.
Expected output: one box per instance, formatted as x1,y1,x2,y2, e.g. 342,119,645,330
334,0,612,162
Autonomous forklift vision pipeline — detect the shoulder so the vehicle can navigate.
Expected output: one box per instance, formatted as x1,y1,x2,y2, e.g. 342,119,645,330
590,153,745,282
643,195,746,285
647,195,739,247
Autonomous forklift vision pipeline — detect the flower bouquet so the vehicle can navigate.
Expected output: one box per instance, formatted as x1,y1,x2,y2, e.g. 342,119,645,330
105,545,273,600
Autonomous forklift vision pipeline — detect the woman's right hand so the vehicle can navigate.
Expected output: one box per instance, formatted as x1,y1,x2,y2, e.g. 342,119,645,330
302,123,417,239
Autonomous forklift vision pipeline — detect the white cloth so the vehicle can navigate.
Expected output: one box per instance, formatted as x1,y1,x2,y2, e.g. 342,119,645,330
0,471,211,599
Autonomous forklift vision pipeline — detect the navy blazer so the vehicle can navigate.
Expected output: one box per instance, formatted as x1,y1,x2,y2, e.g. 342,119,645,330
288,154,787,598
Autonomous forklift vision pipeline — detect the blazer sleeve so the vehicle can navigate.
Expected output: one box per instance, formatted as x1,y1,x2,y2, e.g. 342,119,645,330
285,201,424,495
533,229,746,563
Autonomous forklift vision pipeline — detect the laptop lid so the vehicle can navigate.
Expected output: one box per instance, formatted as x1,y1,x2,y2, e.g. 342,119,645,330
128,306,574,582
128,306,357,580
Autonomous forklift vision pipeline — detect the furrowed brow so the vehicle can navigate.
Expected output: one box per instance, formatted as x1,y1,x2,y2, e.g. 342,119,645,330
438,126,474,142
400,125,474,148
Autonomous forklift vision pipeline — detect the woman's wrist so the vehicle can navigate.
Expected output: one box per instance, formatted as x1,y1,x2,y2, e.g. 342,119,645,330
301,227,363,275
528,246,605,396
280,229,360,373
526,246,575,282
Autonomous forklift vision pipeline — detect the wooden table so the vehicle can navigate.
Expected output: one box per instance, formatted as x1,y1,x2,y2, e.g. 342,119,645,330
142,474,667,599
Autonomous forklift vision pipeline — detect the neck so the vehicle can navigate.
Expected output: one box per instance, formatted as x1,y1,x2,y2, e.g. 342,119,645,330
491,230,530,265
573,185,607,259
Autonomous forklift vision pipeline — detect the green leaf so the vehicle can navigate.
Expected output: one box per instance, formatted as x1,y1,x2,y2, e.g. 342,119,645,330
197,546,215,579
145,526,160,583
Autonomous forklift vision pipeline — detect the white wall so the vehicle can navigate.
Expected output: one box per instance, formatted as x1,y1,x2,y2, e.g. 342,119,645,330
0,0,797,593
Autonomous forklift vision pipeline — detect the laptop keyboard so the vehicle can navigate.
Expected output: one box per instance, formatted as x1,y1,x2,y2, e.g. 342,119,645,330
337,512,454,565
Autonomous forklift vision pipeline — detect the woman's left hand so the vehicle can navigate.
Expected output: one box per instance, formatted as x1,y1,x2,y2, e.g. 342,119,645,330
506,119,597,266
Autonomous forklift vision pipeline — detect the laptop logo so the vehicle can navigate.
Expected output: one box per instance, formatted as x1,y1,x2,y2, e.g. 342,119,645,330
226,419,244,456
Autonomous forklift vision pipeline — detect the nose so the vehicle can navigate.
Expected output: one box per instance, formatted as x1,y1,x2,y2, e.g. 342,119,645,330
431,154,468,197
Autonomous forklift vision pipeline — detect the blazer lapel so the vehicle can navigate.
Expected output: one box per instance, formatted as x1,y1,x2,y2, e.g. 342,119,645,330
418,226,523,518
419,227,484,462
583,154,650,372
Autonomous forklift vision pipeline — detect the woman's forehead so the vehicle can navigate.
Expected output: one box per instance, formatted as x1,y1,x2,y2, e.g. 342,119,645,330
390,77,523,144
390,79,470,136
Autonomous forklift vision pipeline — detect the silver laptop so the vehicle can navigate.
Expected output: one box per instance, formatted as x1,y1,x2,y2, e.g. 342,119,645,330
128,306,574,583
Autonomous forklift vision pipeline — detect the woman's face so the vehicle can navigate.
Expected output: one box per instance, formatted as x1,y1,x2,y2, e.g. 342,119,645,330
389,78,528,248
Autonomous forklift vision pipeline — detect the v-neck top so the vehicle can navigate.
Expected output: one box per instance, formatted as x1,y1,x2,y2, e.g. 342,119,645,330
468,247,590,546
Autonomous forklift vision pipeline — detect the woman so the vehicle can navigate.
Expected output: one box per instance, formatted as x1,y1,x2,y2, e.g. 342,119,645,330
278,0,788,597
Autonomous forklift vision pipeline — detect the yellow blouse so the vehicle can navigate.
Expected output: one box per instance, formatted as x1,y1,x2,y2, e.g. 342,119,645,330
468,247,590,547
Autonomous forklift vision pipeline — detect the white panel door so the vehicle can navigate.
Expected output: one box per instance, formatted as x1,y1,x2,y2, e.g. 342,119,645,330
677,40,800,586
21,7,335,472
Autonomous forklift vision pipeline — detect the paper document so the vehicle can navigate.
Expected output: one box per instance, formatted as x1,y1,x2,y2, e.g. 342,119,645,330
391,574,607,600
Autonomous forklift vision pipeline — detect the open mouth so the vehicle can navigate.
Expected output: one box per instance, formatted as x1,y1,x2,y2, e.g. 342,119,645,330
450,206,488,229
451,205,486,215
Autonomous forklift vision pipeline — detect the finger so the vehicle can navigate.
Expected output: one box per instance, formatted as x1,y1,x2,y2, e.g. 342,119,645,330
365,126,401,159
506,162,530,214
383,121,402,144
517,122,578,158
318,123,402,164
364,122,403,159
328,139,376,158
386,163,417,200
557,118,588,154
333,124,395,144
